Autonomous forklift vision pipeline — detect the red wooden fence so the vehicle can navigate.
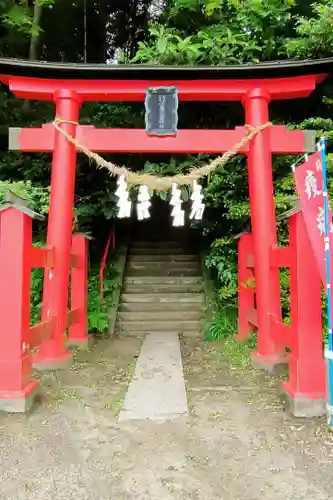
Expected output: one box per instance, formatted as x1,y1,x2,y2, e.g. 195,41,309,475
0,201,89,412
236,208,326,417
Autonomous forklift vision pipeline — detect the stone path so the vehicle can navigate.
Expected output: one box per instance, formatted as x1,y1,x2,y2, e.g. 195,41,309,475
119,331,188,422
1,336,333,500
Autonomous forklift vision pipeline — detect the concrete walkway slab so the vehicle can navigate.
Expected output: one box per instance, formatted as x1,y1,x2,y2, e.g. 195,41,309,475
119,332,188,422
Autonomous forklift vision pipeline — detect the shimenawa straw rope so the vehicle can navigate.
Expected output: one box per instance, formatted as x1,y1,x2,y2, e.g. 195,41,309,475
52,118,272,191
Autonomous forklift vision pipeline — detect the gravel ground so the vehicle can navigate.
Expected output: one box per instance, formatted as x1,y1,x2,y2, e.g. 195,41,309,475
1,335,333,500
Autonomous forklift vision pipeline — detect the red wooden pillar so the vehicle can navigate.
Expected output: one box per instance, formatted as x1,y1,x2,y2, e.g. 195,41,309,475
235,233,256,341
281,212,326,416
0,206,40,412
243,89,286,369
67,233,91,349
34,89,81,370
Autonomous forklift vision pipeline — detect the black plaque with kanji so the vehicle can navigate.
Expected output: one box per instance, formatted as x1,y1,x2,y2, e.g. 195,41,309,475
145,86,178,136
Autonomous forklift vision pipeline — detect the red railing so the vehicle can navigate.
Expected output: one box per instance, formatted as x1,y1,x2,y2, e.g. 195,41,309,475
0,202,89,412
236,209,326,415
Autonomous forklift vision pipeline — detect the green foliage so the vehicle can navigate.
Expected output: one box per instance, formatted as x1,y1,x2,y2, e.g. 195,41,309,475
87,261,120,335
30,267,44,325
132,22,263,64
204,237,238,303
1,0,55,49
142,157,205,200
205,305,237,341
0,180,50,214
204,299,256,370
285,2,333,58
2,3,36,36
131,0,313,64
280,268,291,323
30,247,120,335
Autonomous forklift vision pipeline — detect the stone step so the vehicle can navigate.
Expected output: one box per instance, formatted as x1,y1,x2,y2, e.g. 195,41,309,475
130,248,190,255
123,283,203,294
128,254,198,262
117,330,201,338
121,293,204,303
119,302,204,312
118,310,202,321
124,276,202,285
127,268,201,277
116,320,201,332
131,241,188,248
128,261,200,270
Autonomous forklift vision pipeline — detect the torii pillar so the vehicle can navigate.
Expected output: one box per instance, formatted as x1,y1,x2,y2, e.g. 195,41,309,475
243,88,285,369
35,90,80,369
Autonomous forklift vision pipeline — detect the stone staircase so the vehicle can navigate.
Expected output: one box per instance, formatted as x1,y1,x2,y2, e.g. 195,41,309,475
116,240,204,336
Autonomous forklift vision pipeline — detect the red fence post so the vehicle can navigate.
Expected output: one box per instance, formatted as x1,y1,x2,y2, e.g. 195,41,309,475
34,89,81,370
281,212,326,417
0,206,40,412
67,233,91,349
243,89,286,370
235,233,256,341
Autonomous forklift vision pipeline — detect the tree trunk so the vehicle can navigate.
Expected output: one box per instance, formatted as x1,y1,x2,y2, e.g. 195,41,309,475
23,0,43,112
29,0,43,61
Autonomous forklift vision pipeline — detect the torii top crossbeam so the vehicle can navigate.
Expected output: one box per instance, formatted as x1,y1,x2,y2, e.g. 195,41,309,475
0,56,332,101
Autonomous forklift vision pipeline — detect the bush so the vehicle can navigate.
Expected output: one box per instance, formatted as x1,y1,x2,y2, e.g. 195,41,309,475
87,261,120,335
30,248,120,335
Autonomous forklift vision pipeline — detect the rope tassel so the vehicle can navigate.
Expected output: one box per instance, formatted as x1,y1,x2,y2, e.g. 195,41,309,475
137,185,151,220
170,183,185,226
190,180,205,220
115,175,131,218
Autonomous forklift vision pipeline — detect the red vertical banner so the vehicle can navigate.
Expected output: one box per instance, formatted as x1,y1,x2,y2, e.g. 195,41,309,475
293,151,332,286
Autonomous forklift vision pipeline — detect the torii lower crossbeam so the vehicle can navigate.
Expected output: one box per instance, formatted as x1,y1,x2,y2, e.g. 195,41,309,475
9,125,315,155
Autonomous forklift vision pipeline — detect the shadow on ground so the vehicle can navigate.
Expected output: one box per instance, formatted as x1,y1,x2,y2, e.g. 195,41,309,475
1,335,333,500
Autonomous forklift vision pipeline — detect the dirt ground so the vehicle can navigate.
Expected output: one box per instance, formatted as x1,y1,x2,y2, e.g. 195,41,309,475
1,335,333,500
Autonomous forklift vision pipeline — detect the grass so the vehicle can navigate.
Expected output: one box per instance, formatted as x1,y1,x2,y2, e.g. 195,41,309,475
204,305,257,371
204,306,237,342
223,337,255,369
104,359,136,414
104,397,124,413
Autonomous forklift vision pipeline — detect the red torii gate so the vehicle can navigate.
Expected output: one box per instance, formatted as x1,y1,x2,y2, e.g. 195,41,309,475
0,57,331,410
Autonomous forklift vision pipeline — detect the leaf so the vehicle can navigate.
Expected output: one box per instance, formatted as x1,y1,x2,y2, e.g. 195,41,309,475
181,186,189,202
159,191,169,201
204,0,222,16
157,36,167,54
202,38,213,48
